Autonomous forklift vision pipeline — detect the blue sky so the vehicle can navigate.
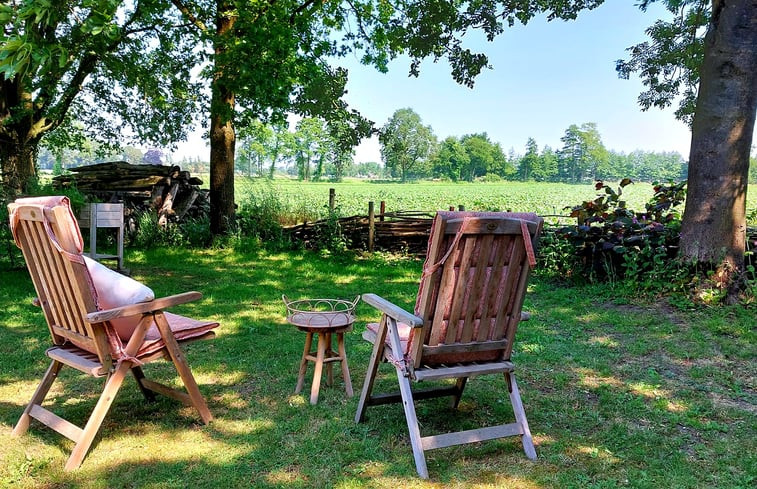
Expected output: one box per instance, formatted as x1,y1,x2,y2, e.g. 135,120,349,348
175,2,714,163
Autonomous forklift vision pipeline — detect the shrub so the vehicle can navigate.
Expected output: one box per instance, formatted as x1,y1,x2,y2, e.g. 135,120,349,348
311,206,348,255
545,179,686,284
132,211,187,249
236,184,289,246
477,173,503,183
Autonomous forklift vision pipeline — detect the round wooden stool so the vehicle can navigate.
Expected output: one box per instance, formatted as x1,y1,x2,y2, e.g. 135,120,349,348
283,296,359,404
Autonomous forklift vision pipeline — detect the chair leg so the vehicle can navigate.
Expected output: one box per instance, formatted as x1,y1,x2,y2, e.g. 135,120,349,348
65,362,130,471
396,368,429,479
506,371,537,460
154,313,213,424
355,318,387,423
131,366,156,402
450,377,468,409
13,360,63,437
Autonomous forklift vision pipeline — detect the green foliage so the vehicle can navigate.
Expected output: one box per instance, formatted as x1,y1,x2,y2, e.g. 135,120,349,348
236,184,289,246
553,179,687,284
558,123,609,183
477,173,503,183
22,181,88,214
132,212,186,249
312,206,348,255
1,1,203,147
380,108,436,181
617,0,709,124
0,190,17,269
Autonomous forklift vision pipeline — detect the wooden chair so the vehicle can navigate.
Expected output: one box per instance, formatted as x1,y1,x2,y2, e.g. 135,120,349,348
355,211,543,478
8,196,219,471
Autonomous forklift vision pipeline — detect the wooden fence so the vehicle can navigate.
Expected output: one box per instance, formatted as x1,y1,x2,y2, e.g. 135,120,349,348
283,188,572,253
282,188,757,255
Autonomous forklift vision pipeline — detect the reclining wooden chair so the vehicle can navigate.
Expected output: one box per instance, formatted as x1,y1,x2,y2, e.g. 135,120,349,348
8,196,219,470
355,211,543,478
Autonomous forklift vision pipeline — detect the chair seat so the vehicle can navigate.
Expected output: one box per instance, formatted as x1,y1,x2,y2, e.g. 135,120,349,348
47,312,218,376
364,321,412,352
136,312,218,358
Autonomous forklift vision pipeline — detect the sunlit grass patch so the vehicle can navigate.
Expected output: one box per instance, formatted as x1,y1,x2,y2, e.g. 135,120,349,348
0,246,753,488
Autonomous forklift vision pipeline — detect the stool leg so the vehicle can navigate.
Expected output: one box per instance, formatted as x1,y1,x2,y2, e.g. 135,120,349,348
310,332,327,404
296,332,313,394
337,332,353,397
325,333,334,387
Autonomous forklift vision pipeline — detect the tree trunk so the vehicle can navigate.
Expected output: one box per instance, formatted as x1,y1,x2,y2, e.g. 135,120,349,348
209,1,237,235
679,0,757,299
0,137,38,196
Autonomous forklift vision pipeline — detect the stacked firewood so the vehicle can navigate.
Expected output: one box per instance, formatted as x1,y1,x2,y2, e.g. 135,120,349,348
53,161,209,229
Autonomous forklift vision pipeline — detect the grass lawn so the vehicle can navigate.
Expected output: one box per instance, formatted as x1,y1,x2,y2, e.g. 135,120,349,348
0,246,754,488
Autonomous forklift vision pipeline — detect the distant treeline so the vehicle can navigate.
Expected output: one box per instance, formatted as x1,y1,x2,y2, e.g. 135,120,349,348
38,113,757,185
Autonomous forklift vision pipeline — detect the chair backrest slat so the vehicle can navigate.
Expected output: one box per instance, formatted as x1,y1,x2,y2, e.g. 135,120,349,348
9,199,109,363
444,235,478,344
27,218,86,337
411,211,542,369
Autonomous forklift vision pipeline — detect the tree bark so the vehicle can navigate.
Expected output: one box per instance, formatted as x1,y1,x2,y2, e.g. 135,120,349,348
1,75,39,195
209,1,237,235
0,137,38,196
680,0,757,297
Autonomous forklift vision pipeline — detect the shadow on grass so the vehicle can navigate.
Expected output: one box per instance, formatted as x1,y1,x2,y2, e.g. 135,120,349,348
1,248,754,488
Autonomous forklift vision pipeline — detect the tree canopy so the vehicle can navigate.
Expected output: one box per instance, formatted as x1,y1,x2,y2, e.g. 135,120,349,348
380,108,436,182
0,0,203,193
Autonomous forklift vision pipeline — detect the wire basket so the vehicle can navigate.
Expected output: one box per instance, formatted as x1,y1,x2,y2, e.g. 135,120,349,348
282,295,360,329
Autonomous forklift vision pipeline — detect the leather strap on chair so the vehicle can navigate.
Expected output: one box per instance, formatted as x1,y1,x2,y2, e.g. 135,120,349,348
521,220,537,268
420,216,470,280
9,198,85,265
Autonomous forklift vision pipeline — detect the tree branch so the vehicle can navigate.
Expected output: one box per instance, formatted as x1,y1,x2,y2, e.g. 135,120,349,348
34,2,146,136
170,0,209,33
290,0,321,25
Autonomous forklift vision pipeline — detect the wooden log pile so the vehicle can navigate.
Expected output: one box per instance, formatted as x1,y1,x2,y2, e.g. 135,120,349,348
53,161,209,229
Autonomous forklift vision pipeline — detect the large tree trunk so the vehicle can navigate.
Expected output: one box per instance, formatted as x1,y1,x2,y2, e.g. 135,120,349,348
0,137,38,196
1,75,39,196
680,0,757,298
209,1,237,235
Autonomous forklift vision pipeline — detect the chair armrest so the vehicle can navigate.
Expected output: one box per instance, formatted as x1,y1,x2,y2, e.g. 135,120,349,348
362,293,423,328
84,291,202,323
521,311,531,321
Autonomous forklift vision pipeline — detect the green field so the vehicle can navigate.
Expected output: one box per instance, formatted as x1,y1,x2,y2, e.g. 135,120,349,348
233,179,757,225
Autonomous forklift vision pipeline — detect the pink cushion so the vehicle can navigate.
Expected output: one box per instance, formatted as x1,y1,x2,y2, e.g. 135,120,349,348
366,321,412,352
10,196,84,253
84,256,155,341
136,312,218,358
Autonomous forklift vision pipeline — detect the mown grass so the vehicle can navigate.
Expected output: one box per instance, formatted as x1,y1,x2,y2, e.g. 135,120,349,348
0,246,754,488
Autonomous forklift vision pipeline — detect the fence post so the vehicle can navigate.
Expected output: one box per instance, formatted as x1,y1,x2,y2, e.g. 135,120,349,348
368,201,375,252
379,201,386,222
329,188,335,212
